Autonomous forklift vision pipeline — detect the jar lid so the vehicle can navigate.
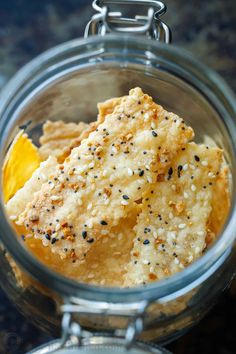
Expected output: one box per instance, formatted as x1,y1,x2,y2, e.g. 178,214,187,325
27,337,171,354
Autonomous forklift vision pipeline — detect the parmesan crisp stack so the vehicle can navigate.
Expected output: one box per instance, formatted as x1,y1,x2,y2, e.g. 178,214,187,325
5,87,229,287
15,88,194,262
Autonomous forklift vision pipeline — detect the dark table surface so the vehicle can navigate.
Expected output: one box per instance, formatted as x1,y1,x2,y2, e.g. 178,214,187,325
0,0,235,353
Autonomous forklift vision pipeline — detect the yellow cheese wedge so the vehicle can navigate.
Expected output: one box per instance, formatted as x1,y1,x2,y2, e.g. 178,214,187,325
3,130,41,202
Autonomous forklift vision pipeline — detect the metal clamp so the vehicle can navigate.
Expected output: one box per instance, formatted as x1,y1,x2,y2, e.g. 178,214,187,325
85,0,171,43
55,297,148,351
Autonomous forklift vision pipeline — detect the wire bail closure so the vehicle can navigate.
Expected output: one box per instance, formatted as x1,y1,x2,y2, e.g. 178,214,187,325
85,0,171,43
54,298,148,351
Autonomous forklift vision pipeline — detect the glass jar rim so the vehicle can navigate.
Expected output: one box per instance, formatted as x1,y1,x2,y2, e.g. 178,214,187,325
0,34,235,303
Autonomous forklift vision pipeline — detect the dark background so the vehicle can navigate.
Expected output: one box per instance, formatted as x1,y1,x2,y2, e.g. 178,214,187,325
0,0,235,353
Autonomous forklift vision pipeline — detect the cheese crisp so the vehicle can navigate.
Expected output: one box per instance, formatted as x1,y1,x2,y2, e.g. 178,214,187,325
39,120,89,161
6,157,57,218
39,97,122,163
17,88,194,262
4,88,230,287
124,143,223,286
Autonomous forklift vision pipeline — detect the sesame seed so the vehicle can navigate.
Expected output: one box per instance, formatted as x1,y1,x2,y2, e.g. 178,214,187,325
122,195,129,200
208,172,214,178
143,260,149,265
194,155,200,162
184,191,189,199
127,168,133,176
178,223,186,229
188,254,193,262
201,160,208,166
177,165,183,178
55,223,61,231
87,238,94,243
87,203,92,210
152,131,158,137
157,228,164,235
191,184,197,192
190,164,196,170
167,167,173,180
174,258,180,265
9,215,17,221
51,237,58,244
183,163,188,171
82,231,87,239
100,220,108,225
50,195,62,201
139,170,144,177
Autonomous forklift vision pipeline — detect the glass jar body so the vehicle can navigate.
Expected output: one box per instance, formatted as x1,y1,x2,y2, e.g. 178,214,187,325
0,246,235,343
0,35,235,343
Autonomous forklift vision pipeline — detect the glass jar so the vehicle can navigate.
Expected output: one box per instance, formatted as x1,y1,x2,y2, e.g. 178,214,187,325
0,1,235,353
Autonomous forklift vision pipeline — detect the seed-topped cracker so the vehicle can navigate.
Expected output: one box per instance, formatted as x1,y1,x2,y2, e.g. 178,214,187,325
6,156,57,218
124,142,223,286
18,88,194,262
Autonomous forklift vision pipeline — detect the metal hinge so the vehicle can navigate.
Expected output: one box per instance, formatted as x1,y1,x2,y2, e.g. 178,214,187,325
56,297,148,350
85,0,171,43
